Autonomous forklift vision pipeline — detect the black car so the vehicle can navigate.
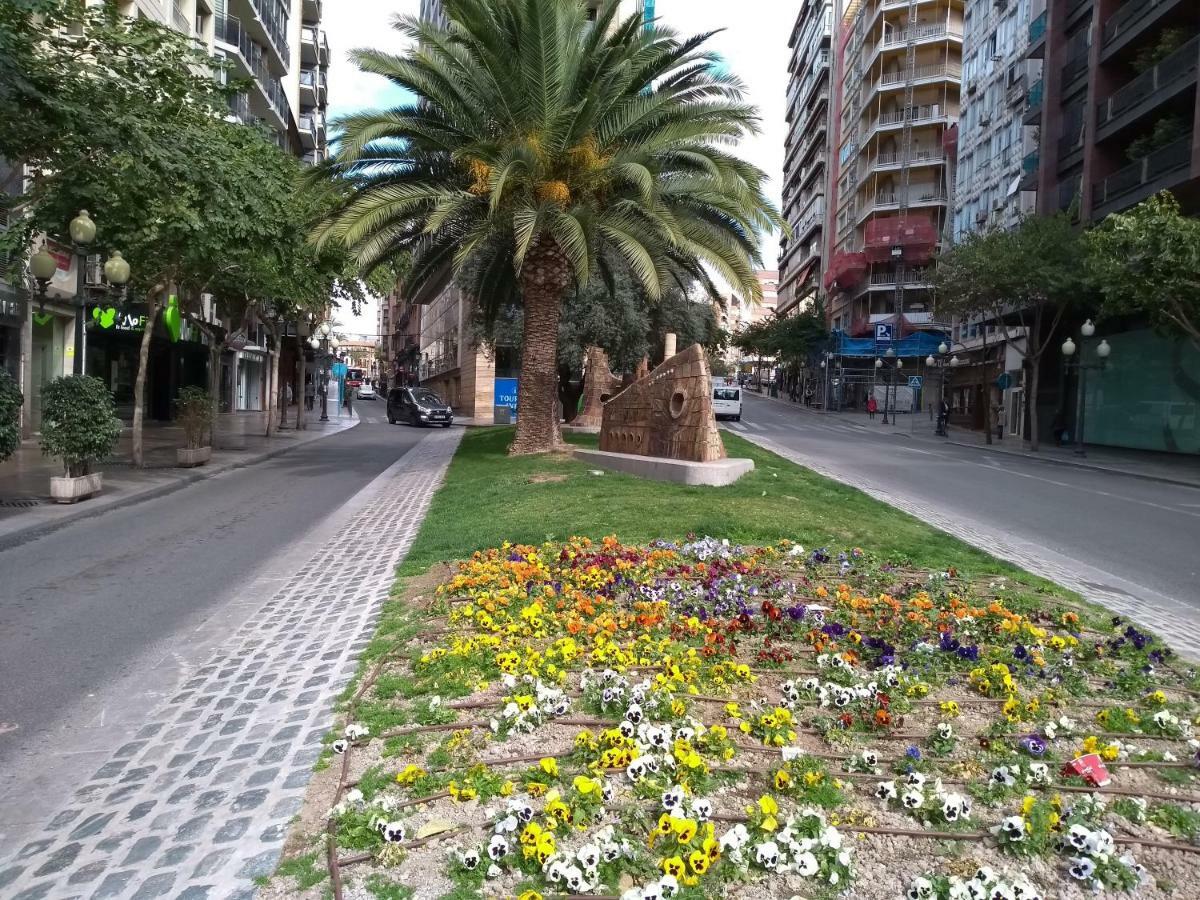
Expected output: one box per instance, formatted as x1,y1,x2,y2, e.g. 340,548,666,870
387,386,454,427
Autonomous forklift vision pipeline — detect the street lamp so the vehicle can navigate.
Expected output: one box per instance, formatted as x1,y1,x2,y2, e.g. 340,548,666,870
29,249,57,313
1061,321,1112,457
876,352,903,424
68,210,96,374
924,343,956,436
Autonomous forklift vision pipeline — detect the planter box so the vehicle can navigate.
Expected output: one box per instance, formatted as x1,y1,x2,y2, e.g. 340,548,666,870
176,446,213,468
49,472,103,504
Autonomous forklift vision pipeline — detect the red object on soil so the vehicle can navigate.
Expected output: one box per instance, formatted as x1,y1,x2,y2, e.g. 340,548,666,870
1062,754,1111,787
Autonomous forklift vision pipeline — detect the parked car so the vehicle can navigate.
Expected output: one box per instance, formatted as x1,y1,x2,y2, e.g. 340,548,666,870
358,381,377,400
712,385,742,421
388,386,454,427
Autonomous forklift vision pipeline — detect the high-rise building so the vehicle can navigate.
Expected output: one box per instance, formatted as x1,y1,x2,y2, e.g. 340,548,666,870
1023,0,1198,224
114,0,329,165
823,0,964,339
953,0,1037,238
778,0,834,318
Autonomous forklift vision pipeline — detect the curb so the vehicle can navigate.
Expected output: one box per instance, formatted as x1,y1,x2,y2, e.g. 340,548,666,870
0,422,359,552
945,439,1200,490
743,394,1198,491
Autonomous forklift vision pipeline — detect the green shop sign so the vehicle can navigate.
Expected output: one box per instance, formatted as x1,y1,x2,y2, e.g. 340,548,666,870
88,295,182,343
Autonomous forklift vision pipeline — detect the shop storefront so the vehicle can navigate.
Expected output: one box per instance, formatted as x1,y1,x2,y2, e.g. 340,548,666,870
0,282,24,381
235,347,267,411
85,302,209,421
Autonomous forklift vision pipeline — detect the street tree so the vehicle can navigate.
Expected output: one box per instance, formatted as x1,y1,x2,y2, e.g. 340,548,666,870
931,213,1088,450
1087,191,1200,351
313,0,780,455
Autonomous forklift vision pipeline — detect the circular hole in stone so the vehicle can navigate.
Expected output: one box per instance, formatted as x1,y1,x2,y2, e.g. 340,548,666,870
669,390,687,419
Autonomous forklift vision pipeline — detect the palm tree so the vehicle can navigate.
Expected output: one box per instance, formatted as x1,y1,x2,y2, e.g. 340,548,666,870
315,0,781,454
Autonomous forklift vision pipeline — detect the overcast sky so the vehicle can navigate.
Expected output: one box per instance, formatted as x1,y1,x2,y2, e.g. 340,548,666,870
322,0,794,330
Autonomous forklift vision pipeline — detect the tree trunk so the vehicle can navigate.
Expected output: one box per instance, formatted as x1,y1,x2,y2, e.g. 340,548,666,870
265,338,279,438
1027,358,1041,452
207,341,222,448
981,331,993,445
131,295,162,468
295,355,305,430
510,236,572,455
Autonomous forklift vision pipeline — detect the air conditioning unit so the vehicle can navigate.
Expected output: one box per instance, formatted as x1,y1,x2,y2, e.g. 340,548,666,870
980,113,992,126
975,210,988,224
967,81,977,94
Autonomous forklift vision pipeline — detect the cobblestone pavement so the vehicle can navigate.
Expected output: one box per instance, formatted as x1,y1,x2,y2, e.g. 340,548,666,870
738,430,1200,660
0,427,463,900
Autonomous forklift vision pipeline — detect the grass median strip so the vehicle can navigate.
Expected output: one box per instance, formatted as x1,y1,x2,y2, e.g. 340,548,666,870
398,426,1065,597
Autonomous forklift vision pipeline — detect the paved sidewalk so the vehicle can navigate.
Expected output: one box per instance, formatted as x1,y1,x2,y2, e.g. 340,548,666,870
0,410,358,547
749,392,1200,488
0,426,464,900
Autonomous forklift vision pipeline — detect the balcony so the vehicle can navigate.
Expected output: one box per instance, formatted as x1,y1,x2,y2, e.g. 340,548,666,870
1019,150,1039,190
1028,10,1047,55
1102,0,1187,54
1024,78,1043,124
875,63,962,96
871,104,946,134
879,23,963,53
1096,36,1199,136
1058,174,1082,213
1093,135,1192,214
867,270,933,289
299,67,327,106
298,113,322,148
870,150,947,172
858,188,948,221
231,0,290,71
215,15,290,128
303,0,322,20
301,25,321,64
171,0,191,34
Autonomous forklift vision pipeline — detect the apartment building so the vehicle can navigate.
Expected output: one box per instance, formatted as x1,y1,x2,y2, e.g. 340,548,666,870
954,0,1038,237
778,0,834,317
824,0,964,341
1024,0,1198,222
1016,0,1199,454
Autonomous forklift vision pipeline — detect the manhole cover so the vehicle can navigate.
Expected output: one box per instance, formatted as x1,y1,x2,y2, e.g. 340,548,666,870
0,498,41,508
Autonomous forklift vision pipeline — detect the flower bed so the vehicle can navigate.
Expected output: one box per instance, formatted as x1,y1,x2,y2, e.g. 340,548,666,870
293,538,1200,899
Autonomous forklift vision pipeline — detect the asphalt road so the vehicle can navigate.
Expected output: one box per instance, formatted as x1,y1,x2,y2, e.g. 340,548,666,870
0,412,426,835
728,394,1200,644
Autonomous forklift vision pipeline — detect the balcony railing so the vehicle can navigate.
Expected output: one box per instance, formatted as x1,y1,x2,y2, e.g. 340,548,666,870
874,104,944,128
1096,35,1199,129
215,15,289,124
1028,10,1047,44
1027,78,1043,115
247,0,291,63
1101,0,1170,47
1022,150,1039,176
869,270,932,287
880,23,962,51
1093,135,1192,208
877,63,961,90
872,149,946,168
172,1,190,34
1058,175,1082,212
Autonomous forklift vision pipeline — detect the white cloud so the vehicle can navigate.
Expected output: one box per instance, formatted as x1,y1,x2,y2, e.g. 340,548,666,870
325,0,420,118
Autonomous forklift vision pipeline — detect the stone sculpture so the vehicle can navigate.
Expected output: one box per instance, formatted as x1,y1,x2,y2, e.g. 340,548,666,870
575,347,623,429
599,343,726,463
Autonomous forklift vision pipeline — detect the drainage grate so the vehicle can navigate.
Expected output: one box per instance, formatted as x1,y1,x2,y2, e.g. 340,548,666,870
0,498,42,508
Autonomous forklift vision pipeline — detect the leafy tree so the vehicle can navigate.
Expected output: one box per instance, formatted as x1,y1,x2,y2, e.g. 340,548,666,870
1087,191,1200,351
314,0,780,454
931,213,1088,450
0,370,22,462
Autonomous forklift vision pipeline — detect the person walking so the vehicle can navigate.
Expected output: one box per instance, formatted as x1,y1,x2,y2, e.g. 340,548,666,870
304,375,316,411
344,383,356,419
867,395,878,421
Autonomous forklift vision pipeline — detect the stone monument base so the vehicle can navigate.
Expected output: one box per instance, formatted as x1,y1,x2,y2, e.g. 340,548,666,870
573,447,754,486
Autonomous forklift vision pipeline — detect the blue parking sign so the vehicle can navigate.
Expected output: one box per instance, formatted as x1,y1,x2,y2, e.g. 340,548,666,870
875,323,893,343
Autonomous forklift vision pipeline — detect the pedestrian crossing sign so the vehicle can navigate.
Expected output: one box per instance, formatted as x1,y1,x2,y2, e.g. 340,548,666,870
908,376,923,388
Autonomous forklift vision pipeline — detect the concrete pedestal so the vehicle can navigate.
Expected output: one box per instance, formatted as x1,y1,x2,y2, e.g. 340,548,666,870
573,447,754,486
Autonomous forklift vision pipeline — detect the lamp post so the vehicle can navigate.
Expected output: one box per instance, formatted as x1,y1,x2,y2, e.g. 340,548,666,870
1061,320,1111,458
876,347,902,425
66,210,98,374
315,321,332,422
925,341,956,436
819,350,835,413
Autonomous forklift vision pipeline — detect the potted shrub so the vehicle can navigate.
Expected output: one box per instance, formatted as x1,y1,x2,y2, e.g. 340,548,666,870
175,386,214,467
0,370,22,463
39,375,122,503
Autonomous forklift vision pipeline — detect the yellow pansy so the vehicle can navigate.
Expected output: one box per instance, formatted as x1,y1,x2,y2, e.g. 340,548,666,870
539,757,559,777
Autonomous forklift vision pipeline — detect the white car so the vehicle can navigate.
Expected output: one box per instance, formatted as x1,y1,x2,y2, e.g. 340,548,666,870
712,384,742,421
357,382,377,400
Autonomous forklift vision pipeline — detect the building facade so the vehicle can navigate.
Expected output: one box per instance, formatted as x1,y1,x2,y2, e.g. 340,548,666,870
779,0,834,317
824,0,964,341
954,0,1038,237
4,1,332,435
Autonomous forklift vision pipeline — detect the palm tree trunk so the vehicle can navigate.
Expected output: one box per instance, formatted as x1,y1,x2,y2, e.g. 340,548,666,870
511,236,571,455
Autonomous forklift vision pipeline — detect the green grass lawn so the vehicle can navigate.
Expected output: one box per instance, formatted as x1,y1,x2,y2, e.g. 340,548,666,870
398,426,1066,595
